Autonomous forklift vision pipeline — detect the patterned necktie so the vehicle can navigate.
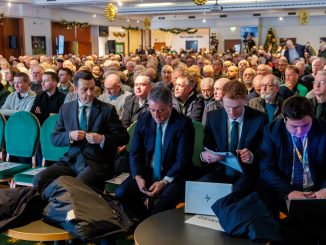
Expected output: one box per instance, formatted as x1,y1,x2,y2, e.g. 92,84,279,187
293,136,304,190
227,121,239,178
153,124,163,182
79,106,87,131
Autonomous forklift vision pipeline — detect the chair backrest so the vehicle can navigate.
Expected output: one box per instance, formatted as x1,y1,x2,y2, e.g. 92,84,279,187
40,114,68,161
126,121,137,152
0,113,6,150
192,120,205,167
5,111,40,157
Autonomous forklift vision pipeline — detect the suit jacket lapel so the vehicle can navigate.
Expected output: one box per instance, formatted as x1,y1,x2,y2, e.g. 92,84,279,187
219,110,228,151
162,110,176,163
239,108,250,149
72,101,79,130
283,125,294,177
88,99,100,132
147,118,156,154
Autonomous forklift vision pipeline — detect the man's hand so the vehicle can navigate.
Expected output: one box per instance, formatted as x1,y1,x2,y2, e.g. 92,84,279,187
147,180,166,197
201,151,225,164
86,132,104,144
70,130,86,141
135,175,148,195
287,190,314,200
305,188,326,199
236,148,253,164
34,106,42,114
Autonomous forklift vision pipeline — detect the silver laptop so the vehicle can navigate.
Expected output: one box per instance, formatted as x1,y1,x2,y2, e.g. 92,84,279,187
185,181,233,216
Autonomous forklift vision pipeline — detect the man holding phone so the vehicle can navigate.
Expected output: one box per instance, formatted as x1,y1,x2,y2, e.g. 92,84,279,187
200,80,267,194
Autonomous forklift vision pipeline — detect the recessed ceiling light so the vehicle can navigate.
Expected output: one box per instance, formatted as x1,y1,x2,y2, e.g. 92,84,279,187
137,20,140,23
127,19,130,22
93,14,96,18
8,2,12,7
279,16,283,21
203,19,206,23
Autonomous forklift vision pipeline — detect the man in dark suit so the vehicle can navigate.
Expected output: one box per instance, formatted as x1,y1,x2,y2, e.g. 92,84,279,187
33,70,129,193
115,86,195,221
200,80,267,194
259,96,326,243
309,70,326,121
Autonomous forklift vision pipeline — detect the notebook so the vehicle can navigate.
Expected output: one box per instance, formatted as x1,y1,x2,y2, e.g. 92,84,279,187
185,181,233,216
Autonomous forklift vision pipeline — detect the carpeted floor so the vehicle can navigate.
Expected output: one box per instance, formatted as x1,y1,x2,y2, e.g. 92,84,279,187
0,233,133,245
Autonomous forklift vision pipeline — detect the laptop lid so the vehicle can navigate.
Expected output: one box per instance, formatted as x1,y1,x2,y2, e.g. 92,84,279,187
185,181,233,216
288,199,326,215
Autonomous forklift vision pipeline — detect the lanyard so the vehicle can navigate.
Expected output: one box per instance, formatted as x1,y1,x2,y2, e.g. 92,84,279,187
293,137,308,164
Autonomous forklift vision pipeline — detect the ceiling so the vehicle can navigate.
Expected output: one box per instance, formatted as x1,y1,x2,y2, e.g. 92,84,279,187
5,0,326,21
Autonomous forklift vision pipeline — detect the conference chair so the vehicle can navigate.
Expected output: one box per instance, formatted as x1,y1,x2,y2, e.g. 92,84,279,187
0,113,6,162
0,111,40,184
192,120,204,167
13,114,68,187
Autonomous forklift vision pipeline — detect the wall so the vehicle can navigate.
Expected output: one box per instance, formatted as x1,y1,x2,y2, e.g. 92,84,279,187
0,18,23,58
129,30,142,54
51,22,91,56
151,29,210,53
24,17,52,56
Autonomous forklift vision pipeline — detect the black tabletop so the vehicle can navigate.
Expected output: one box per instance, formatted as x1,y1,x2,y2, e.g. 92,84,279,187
134,208,261,245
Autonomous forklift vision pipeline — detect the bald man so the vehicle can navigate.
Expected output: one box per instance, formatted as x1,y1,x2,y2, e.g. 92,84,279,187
248,75,263,101
98,73,131,118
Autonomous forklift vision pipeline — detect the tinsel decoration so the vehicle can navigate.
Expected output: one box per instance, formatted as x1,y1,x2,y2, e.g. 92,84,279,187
193,0,208,5
61,20,89,29
104,2,118,21
122,26,139,31
159,28,198,34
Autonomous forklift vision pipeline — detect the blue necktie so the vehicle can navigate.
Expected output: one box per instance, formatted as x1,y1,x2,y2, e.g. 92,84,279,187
79,106,87,131
227,121,239,178
153,124,162,182
293,137,304,190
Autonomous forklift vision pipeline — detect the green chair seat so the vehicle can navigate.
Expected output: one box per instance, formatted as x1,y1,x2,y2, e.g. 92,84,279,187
0,162,30,179
13,167,47,186
126,121,137,152
192,120,205,167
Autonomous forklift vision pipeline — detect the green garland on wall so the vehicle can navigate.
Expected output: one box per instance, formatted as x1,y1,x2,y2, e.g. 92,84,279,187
122,26,139,31
159,28,198,34
61,20,89,29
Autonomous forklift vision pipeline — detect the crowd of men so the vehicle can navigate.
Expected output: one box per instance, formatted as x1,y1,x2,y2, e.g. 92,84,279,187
0,38,326,243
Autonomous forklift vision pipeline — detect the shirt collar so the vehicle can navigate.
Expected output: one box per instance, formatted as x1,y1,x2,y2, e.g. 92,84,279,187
228,107,245,125
78,99,92,108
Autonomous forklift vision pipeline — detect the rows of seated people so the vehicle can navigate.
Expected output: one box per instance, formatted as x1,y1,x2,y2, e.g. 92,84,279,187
0,39,325,243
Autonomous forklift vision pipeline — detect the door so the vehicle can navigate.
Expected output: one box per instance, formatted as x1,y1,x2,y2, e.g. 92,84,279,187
224,39,241,53
154,42,166,52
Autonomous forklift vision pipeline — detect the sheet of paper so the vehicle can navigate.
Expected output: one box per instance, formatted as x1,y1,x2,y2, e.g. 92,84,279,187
106,172,130,185
204,147,243,173
185,214,224,231
0,162,22,171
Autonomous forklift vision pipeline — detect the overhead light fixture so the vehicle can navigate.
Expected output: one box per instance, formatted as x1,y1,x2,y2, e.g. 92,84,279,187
117,1,123,6
126,19,130,22
8,2,12,7
230,26,236,32
279,16,283,21
93,14,97,18
104,2,118,22
203,19,206,23
137,20,140,23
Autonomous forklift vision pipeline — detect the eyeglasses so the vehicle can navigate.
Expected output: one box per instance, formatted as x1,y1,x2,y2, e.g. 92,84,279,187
260,84,278,88
313,80,325,86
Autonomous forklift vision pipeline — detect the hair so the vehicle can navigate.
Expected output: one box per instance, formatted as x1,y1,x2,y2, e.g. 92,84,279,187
222,80,247,99
58,67,73,77
73,70,94,87
285,65,299,74
44,71,59,83
148,85,172,105
14,72,30,83
282,96,313,120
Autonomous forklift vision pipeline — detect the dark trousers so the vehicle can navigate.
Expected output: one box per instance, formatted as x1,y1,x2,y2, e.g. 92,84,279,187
32,159,107,194
115,175,185,221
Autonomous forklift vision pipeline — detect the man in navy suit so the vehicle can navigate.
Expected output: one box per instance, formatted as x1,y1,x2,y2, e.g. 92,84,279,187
200,80,268,194
259,96,326,243
33,70,129,193
115,85,195,221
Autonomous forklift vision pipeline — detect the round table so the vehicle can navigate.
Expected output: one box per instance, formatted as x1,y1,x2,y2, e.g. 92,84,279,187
134,208,260,245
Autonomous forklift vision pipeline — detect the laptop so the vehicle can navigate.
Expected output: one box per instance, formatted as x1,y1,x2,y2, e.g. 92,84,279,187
185,181,233,216
288,199,326,215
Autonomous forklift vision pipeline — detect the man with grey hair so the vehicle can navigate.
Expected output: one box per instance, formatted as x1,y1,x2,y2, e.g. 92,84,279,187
248,75,263,101
302,58,325,91
242,67,256,94
121,75,152,128
115,85,194,222
309,70,326,121
98,73,131,119
30,65,44,93
157,65,173,89
0,72,36,116
200,77,214,105
172,74,204,122
249,74,283,122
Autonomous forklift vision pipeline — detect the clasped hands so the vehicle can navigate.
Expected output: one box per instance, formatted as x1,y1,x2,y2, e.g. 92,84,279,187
201,148,253,164
69,130,104,144
135,175,166,197
288,188,326,200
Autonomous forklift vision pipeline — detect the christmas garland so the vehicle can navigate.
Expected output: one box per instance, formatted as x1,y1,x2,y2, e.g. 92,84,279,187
159,28,198,34
122,26,139,31
113,32,126,38
61,20,89,29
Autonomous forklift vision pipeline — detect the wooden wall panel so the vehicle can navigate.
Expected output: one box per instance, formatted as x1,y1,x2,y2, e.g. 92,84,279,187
51,22,91,55
0,18,22,59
